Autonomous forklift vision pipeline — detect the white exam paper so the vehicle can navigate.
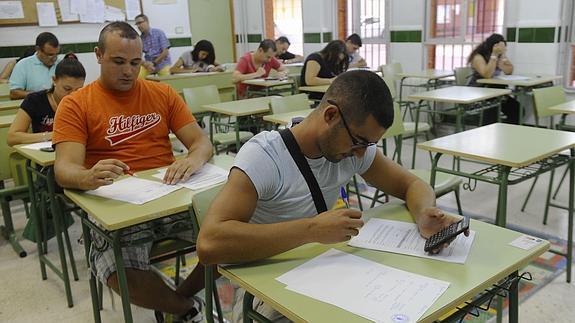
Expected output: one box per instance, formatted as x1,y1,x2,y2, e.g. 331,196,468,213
85,177,181,204
509,235,544,250
276,249,449,322
152,163,228,190
495,75,531,81
349,218,475,264
21,141,53,150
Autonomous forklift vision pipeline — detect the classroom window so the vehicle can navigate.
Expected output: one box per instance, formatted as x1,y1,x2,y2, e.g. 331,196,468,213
272,0,304,56
426,0,505,70
346,0,388,69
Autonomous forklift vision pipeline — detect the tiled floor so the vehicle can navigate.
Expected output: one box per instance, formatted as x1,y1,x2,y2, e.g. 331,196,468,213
0,122,574,322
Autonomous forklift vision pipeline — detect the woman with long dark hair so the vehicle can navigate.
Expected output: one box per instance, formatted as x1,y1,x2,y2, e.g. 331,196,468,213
170,39,224,73
7,54,85,145
468,33,519,124
300,40,348,100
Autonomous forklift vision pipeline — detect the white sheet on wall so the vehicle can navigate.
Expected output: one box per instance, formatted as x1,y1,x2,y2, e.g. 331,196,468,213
37,2,58,27
125,0,141,20
0,1,24,19
79,0,105,23
105,5,125,21
69,0,88,15
58,0,80,22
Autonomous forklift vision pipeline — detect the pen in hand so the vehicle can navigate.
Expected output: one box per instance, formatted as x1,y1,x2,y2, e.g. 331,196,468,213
340,186,350,209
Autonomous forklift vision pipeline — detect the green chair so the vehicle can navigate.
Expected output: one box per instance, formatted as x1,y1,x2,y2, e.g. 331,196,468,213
183,86,254,154
521,86,573,223
270,93,311,114
191,185,226,323
454,67,473,86
368,103,463,213
382,75,432,168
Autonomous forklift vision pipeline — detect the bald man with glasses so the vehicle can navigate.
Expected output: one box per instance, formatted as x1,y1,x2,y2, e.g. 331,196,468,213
197,70,465,322
10,32,61,99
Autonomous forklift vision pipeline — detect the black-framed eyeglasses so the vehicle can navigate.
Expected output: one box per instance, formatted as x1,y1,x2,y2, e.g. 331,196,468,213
327,99,377,150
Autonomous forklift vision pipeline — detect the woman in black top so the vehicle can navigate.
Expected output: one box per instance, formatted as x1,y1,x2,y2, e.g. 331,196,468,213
300,40,348,100
7,55,86,146
467,33,519,124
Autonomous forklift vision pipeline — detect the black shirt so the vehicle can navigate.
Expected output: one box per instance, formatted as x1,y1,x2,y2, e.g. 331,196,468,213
300,53,337,100
277,51,296,61
20,90,54,133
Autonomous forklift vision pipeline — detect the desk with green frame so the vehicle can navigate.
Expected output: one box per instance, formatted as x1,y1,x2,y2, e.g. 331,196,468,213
242,78,296,98
13,144,79,308
262,109,312,127
397,69,454,103
64,155,234,323
0,83,9,100
147,71,235,102
477,74,561,124
202,96,273,151
219,201,548,323
0,99,23,116
418,123,575,283
550,100,575,131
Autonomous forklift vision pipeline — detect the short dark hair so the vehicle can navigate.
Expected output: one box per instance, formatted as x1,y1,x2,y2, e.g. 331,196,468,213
322,70,393,129
319,40,349,75
36,32,59,49
134,14,148,21
98,21,140,54
467,33,506,64
259,39,277,52
276,36,290,45
55,57,86,79
192,40,216,65
346,33,362,47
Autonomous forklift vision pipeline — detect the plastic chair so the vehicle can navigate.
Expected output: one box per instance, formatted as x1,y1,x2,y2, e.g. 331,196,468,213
270,93,311,114
191,185,226,323
454,67,473,86
182,86,254,154
368,103,463,213
521,86,573,222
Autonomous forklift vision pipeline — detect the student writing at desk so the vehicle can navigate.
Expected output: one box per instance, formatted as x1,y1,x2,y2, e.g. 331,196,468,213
170,39,224,74
468,33,519,125
300,40,348,101
345,33,367,68
7,55,85,146
197,70,467,322
53,22,213,323
275,36,304,64
232,39,287,99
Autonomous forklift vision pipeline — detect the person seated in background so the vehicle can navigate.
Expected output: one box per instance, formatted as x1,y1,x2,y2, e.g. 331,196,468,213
345,34,367,68
9,32,61,99
467,33,519,125
7,55,85,146
0,46,35,83
170,40,224,74
300,40,348,100
232,39,287,99
135,14,172,79
275,36,304,64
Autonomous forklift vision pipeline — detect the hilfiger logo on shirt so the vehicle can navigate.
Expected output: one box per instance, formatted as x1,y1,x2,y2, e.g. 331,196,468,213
105,113,161,146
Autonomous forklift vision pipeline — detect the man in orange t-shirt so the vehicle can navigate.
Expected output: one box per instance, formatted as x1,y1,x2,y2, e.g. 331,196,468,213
53,22,212,322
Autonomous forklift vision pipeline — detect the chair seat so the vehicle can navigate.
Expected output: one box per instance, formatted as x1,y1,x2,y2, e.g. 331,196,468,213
212,131,254,146
403,122,431,137
409,169,462,197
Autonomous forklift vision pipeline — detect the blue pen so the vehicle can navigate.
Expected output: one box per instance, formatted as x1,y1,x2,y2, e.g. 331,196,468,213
340,187,350,208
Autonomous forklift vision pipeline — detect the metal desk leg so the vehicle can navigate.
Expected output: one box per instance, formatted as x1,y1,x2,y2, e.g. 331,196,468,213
495,166,511,227
567,148,574,283
412,102,422,168
0,194,26,257
508,270,520,323
81,216,102,323
429,153,443,188
243,292,255,323
26,160,47,280
235,118,241,152
112,230,133,323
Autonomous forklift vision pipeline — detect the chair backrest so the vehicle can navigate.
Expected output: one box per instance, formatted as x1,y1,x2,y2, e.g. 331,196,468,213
191,185,225,230
454,67,472,86
532,86,566,120
270,93,311,114
381,62,403,79
182,85,221,114
382,103,405,140
382,74,398,100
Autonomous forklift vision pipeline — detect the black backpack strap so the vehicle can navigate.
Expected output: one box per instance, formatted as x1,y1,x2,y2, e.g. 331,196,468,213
279,128,328,214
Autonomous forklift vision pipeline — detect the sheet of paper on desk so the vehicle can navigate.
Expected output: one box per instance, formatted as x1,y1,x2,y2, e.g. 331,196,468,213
20,141,53,150
276,248,449,323
85,177,181,205
153,163,228,190
495,75,530,81
349,218,475,264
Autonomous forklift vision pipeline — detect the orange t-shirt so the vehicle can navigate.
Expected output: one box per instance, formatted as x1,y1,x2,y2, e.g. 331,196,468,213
53,79,195,171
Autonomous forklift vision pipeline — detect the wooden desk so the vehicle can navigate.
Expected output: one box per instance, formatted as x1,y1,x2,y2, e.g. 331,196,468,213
202,96,273,150
65,155,234,323
242,78,295,97
0,83,9,100
397,69,455,103
0,114,15,128
0,114,17,181
298,85,330,93
262,109,312,126
418,123,575,281
147,71,235,102
220,201,548,323
549,100,575,130
477,74,561,124
0,99,23,116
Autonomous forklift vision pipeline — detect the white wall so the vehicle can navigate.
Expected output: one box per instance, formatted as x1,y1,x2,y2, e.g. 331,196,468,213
0,0,191,83
302,0,337,55
388,0,424,73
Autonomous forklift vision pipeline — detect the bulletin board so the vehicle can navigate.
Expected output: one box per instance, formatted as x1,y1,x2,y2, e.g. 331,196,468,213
0,0,140,26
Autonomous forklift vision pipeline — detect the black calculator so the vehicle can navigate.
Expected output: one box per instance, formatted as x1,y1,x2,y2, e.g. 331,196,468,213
424,216,469,253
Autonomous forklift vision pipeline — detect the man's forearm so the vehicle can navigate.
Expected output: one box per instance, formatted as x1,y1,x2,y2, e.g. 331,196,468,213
10,89,28,100
185,136,213,167
54,161,91,190
154,48,170,65
404,179,436,221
